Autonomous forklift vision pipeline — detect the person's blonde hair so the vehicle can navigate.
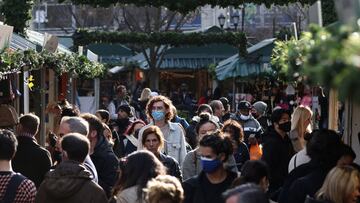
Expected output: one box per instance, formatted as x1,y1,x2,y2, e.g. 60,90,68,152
139,88,152,101
144,175,184,203
316,166,360,203
142,126,165,153
291,105,313,138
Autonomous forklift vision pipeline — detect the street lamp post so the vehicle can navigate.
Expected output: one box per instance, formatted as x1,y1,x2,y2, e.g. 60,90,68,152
218,13,226,29
231,11,240,31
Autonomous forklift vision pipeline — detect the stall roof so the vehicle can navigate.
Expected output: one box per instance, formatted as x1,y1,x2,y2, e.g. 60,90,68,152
87,43,133,57
216,38,276,81
10,33,39,51
26,30,72,54
127,26,238,70
129,43,238,70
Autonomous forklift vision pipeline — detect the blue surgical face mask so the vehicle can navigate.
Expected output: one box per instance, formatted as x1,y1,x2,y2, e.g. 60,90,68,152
200,156,222,173
152,110,165,121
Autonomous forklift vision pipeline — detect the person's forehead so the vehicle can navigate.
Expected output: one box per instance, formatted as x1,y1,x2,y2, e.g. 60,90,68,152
58,122,70,135
153,101,165,107
199,122,217,132
199,146,214,155
145,133,158,140
280,113,290,120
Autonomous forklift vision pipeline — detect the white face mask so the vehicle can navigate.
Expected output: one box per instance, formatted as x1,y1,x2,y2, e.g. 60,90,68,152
240,114,251,120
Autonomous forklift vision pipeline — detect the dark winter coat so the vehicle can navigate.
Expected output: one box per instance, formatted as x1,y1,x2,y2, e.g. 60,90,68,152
112,131,137,158
183,170,237,203
278,161,318,203
305,196,334,203
91,136,119,198
159,153,183,181
12,135,52,188
35,160,107,203
233,142,250,171
287,168,329,203
261,128,294,196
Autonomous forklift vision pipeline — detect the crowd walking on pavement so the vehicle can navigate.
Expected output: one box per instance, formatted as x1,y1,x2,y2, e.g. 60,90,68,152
0,84,359,203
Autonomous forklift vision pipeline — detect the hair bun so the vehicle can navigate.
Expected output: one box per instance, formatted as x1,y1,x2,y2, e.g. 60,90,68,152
199,112,211,122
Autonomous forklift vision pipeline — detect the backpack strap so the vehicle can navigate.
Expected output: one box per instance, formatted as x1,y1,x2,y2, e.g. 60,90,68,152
294,154,298,169
2,173,26,203
193,151,198,173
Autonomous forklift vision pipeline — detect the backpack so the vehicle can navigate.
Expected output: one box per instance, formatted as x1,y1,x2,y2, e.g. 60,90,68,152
0,173,26,203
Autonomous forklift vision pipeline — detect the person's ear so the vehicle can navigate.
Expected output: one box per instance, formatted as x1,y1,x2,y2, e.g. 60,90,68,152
62,150,68,161
259,176,269,191
219,153,226,162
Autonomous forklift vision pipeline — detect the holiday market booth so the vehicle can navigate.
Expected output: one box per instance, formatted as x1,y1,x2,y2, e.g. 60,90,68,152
128,42,238,99
0,24,105,146
215,38,276,110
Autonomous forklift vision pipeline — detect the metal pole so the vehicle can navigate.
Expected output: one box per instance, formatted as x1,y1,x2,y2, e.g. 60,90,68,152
241,5,245,32
94,78,100,112
23,71,29,114
292,22,298,40
40,68,46,147
232,77,236,112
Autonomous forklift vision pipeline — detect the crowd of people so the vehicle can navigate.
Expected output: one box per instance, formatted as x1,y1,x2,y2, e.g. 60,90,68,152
0,84,358,203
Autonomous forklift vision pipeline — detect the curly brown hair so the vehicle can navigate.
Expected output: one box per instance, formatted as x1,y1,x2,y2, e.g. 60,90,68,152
221,119,245,145
146,96,174,122
199,131,233,162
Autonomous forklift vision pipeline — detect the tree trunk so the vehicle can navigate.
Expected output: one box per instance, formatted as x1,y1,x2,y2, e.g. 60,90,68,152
148,65,159,90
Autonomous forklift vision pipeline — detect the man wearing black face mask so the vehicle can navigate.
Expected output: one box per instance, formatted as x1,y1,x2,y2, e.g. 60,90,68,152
261,108,295,200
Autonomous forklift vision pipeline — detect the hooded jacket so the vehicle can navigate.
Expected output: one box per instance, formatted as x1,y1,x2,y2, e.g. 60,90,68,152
35,160,107,203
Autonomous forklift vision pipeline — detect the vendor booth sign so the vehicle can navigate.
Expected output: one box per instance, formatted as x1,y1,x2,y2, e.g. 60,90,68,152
0,24,13,51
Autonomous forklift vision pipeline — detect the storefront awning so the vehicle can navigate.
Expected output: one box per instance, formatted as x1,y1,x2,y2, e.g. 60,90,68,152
129,43,238,70
10,33,39,51
216,38,276,81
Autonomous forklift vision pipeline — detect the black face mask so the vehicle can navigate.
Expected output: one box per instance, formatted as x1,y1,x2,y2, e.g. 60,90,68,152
279,121,291,132
252,113,259,119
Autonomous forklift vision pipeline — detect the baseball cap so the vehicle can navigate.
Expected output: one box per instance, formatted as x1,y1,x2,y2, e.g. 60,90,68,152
117,104,132,116
238,101,252,110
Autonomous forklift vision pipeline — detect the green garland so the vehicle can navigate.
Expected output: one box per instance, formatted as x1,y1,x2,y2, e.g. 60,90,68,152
0,0,33,34
0,49,106,79
59,0,317,13
74,30,248,56
271,25,360,101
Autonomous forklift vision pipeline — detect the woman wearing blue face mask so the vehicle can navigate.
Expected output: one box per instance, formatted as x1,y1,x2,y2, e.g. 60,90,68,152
183,131,238,203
